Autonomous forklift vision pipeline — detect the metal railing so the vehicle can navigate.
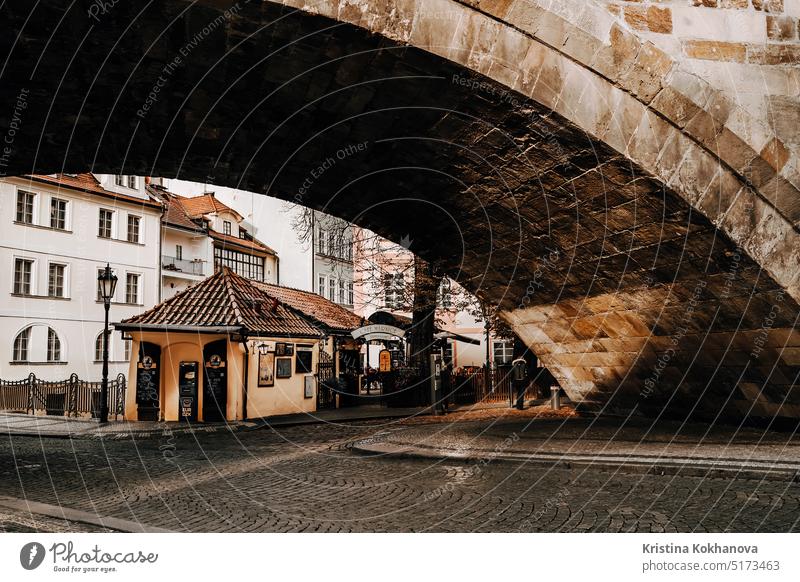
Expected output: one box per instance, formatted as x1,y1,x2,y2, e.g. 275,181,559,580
161,255,205,276
448,367,551,405
0,373,126,418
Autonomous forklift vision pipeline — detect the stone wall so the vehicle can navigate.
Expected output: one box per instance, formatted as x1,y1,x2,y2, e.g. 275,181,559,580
0,0,797,421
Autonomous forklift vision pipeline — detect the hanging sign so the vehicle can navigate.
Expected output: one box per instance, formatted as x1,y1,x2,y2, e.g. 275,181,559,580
379,349,392,372
351,324,406,341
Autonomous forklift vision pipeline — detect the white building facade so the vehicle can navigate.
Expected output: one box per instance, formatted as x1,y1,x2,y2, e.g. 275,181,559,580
0,174,162,381
152,186,278,301
312,210,354,309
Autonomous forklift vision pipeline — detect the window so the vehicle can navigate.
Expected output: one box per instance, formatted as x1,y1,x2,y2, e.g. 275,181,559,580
318,275,326,297
213,247,265,282
125,273,140,304
384,273,404,310
98,209,113,238
329,278,336,301
345,241,352,262
296,345,313,373
124,339,131,361
338,280,345,304
115,175,136,189
328,232,335,257
348,282,353,306
48,263,65,298
13,258,33,295
94,333,104,362
50,198,67,230
127,215,140,243
175,245,183,260
493,341,513,366
223,221,231,235
444,342,454,366
13,327,30,362
16,190,35,224
47,328,61,362
318,226,325,255
239,227,247,239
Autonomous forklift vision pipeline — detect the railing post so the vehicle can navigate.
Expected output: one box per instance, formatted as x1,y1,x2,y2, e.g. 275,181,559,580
69,373,79,417
26,373,36,415
115,373,126,419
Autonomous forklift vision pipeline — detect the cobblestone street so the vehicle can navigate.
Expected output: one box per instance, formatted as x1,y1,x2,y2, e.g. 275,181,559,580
2,415,799,533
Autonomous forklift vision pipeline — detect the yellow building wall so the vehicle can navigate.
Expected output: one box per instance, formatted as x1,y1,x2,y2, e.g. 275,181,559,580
124,332,320,422
124,332,239,422
245,338,319,419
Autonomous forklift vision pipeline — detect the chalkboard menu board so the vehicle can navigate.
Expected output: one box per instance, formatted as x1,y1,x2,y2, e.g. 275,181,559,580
178,361,198,422
203,366,227,422
136,345,161,421
136,362,159,405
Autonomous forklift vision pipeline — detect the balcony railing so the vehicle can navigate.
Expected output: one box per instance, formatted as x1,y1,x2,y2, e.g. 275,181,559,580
162,255,205,276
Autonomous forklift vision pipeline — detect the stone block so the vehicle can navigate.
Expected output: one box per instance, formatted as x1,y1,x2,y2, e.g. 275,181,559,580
767,14,798,39
761,137,790,171
504,0,544,36
685,40,748,62
591,23,641,81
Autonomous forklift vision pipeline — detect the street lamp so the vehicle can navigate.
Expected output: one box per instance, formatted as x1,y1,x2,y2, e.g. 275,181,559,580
97,264,118,424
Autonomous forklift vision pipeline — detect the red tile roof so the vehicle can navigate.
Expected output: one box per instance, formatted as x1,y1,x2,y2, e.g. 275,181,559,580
210,230,276,256
178,193,243,220
147,186,206,232
23,174,163,209
118,267,320,338
254,282,363,333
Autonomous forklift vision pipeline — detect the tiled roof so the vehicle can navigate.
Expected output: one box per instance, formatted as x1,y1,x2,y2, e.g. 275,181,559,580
254,282,364,333
149,188,206,233
118,267,321,338
178,193,243,220
23,174,163,209
210,230,276,256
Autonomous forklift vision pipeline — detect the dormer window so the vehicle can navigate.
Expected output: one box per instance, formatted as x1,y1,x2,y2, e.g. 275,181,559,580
223,221,231,235
115,175,137,189
239,227,247,239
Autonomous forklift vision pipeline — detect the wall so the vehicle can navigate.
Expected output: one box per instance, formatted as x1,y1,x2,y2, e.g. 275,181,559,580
125,331,242,421
0,177,160,381
245,338,319,418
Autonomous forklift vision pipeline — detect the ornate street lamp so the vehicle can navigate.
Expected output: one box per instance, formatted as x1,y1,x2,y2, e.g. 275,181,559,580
97,264,118,424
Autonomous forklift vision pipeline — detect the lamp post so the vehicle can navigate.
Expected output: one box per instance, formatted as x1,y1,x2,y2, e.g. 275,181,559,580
97,264,118,424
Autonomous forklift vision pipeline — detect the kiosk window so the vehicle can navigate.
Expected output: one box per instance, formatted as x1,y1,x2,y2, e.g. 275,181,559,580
296,345,313,373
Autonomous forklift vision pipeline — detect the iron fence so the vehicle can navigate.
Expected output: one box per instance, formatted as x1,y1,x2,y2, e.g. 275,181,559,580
0,373,126,418
448,368,546,405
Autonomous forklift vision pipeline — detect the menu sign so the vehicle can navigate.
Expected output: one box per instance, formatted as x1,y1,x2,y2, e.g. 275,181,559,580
136,355,159,406
178,361,198,422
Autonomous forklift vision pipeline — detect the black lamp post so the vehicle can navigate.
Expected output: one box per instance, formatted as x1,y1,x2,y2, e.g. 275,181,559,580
97,264,118,424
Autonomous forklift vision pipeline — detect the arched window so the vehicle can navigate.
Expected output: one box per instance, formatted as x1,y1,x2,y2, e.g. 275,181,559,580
95,332,104,362
47,328,61,362
13,327,31,362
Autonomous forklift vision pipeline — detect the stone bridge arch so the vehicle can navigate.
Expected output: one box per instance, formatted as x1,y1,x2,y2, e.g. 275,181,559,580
1,0,798,421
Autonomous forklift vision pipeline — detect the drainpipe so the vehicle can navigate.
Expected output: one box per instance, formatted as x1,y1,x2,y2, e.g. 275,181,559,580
241,337,249,421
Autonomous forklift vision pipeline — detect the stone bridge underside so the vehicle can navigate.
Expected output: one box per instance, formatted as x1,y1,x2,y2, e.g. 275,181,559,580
1,0,799,422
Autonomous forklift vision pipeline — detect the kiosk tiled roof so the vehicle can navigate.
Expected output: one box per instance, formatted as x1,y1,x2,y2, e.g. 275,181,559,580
118,267,320,338
254,282,363,333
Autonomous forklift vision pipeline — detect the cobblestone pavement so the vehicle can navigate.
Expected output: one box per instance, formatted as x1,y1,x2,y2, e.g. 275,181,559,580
1,416,799,533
